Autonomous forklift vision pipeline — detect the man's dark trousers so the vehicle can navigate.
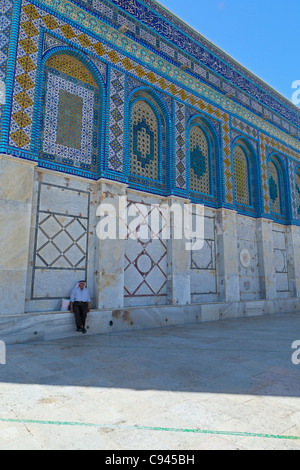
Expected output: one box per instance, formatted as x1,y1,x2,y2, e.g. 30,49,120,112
73,301,88,329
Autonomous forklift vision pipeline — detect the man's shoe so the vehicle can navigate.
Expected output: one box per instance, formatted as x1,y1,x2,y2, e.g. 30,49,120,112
82,327,87,334
76,328,82,332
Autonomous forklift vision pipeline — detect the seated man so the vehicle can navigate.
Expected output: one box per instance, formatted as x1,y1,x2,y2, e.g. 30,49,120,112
70,280,91,334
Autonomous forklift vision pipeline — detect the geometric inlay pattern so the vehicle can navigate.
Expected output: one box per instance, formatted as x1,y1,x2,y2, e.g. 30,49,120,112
268,160,282,215
295,170,300,218
108,68,125,172
175,101,186,189
0,0,13,134
56,90,83,150
130,100,159,180
124,200,167,299
35,213,88,270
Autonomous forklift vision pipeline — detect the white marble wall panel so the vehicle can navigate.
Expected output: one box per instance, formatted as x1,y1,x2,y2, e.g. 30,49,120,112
0,155,36,315
272,225,290,297
25,171,96,313
191,212,218,302
39,182,89,218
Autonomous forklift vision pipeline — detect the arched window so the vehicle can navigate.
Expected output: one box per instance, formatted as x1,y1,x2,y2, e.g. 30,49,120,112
189,125,210,195
268,158,283,215
233,145,250,206
39,52,102,174
130,99,160,180
295,168,300,218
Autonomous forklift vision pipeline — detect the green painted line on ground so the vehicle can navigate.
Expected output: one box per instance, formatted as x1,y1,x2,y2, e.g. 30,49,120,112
0,417,299,441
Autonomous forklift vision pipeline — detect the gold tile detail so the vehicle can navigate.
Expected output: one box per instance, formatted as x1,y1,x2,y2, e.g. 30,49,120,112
11,130,30,148
93,42,106,57
222,113,229,123
206,104,214,115
107,50,120,64
21,21,39,37
168,83,177,96
224,157,232,168
223,134,230,146
225,180,233,192
22,4,39,20
135,65,146,78
17,55,36,73
214,109,222,120
224,169,232,179
20,38,38,55
147,72,157,84
188,95,197,106
16,73,35,91
226,193,233,204
122,58,133,71
179,89,187,101
12,110,31,128
198,100,206,111
15,92,33,109
222,124,230,134
77,33,92,48
60,24,76,39
223,146,231,157
158,78,168,90
46,55,97,87
42,15,59,31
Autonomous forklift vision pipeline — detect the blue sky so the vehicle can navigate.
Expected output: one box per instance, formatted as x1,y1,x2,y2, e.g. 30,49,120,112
157,0,298,104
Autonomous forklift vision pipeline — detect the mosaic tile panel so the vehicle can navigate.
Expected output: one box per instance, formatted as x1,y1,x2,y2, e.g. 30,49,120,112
42,0,300,135
9,2,41,150
0,0,13,133
295,169,300,219
130,99,159,180
7,0,236,199
259,134,271,214
11,2,233,166
260,134,300,216
109,0,300,132
46,54,97,87
41,67,99,168
233,145,250,206
6,0,297,217
288,159,297,220
174,101,186,190
108,69,125,172
231,117,258,140
189,126,210,195
56,89,83,150
0,0,13,83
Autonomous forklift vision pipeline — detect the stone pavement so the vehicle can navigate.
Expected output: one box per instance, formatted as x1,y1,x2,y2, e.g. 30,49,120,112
0,312,300,450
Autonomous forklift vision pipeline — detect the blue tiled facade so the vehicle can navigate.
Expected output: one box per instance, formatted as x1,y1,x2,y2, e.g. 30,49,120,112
1,0,300,225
